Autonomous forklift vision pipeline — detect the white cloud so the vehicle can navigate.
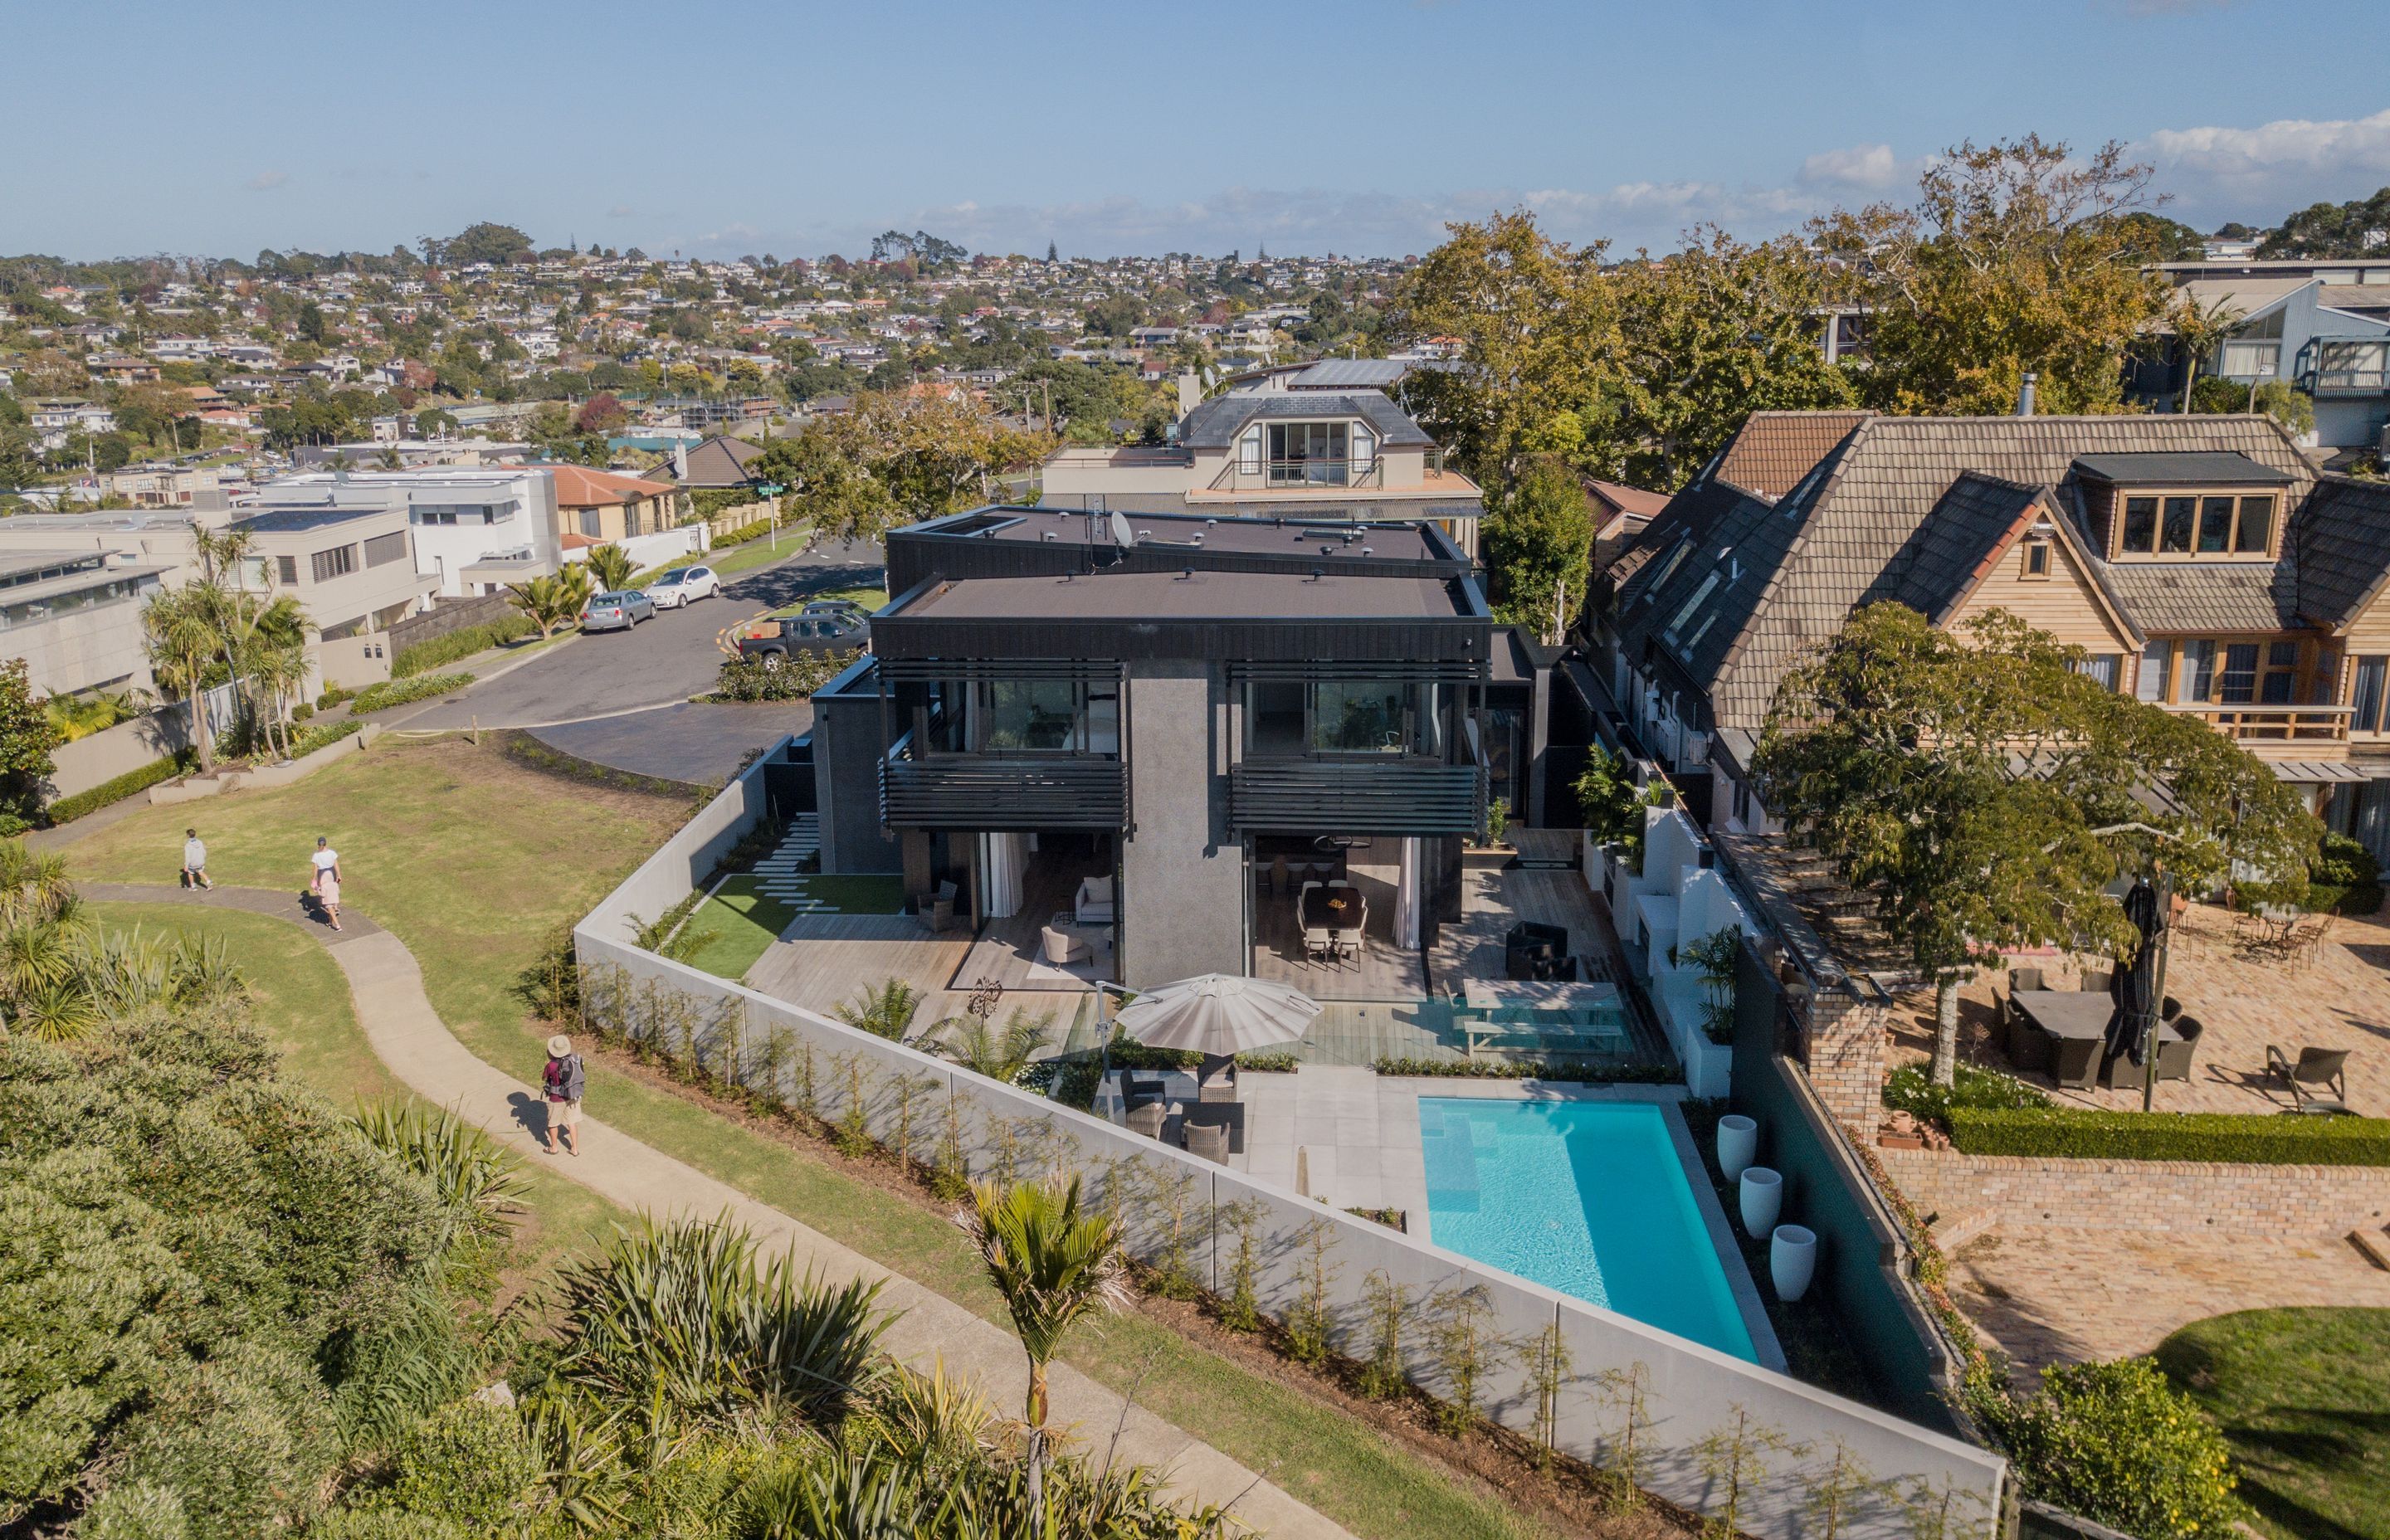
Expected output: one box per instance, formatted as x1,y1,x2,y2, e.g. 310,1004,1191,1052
606,203,635,217
243,170,290,192
2146,107,2390,182
1798,143,1903,191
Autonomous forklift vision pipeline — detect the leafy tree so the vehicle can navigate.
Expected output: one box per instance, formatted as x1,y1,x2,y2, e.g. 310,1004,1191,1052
1811,136,2174,415
2105,211,2207,263
1975,1358,2242,1540
427,222,535,268
754,392,1051,546
296,300,328,344
2258,186,2390,259
2189,375,2314,437
1480,457,1595,645
1083,294,1144,339
1573,743,1656,862
0,660,59,832
954,1177,1129,1510
1753,604,2316,1084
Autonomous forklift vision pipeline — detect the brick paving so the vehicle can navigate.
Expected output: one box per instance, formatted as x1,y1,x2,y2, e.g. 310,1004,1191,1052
1946,1225,2390,1380
1885,899,2390,1115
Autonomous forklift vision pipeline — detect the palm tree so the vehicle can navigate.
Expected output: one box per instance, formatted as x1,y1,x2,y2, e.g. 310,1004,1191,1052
507,569,591,638
587,543,635,592
954,1177,1129,1509
934,1007,1052,1084
255,641,311,759
142,585,224,772
836,977,924,1041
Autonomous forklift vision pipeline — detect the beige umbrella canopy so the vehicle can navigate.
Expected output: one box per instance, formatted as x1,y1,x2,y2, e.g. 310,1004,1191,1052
1112,973,1319,1057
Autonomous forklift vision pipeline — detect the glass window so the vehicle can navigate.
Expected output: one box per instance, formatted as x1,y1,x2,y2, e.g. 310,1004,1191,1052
2072,654,2120,690
578,507,603,537
2136,641,2171,703
276,555,299,585
2310,647,2340,706
1237,426,1262,475
2185,640,2217,702
2197,496,2236,553
1667,573,1721,639
1312,680,1409,754
1246,680,1305,756
2235,495,2275,553
2023,541,2051,577
978,679,1080,752
2354,656,2388,733
2120,496,2158,553
2160,496,2197,554
1267,422,1349,485
2261,641,2299,704
2218,642,2259,703
363,530,408,568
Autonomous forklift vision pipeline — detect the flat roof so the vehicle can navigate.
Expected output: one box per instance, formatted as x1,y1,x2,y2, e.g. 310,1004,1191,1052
2071,451,2290,486
897,568,1471,623
0,548,110,582
911,505,1452,563
234,504,405,534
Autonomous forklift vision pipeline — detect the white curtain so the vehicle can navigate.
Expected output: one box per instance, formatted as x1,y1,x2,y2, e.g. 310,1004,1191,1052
1395,836,1422,949
981,831,1027,919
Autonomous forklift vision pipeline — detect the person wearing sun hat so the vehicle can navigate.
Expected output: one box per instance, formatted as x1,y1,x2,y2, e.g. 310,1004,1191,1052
542,1034,584,1156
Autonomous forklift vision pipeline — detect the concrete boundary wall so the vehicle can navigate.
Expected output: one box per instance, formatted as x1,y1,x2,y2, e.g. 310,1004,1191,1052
46,682,238,802
575,750,2007,1540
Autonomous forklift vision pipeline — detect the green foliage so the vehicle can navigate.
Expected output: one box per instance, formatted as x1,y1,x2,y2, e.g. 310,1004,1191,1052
426,222,535,268
692,487,766,521
393,616,536,679
41,750,192,826
749,392,1052,546
350,673,475,714
382,1400,540,1530
1573,743,1653,859
1371,1055,1677,1083
1481,457,1595,644
584,544,636,593
1480,796,1511,849
713,649,858,702
834,977,922,1041
1947,1106,2390,1165
0,657,60,832
1978,1357,2242,1540
1680,927,1744,1045
2314,830,2378,889
287,717,366,759
115,1341,340,1540
42,689,141,743
1881,1061,2049,1127
76,1481,189,1540
2259,186,2390,260
934,1006,1053,1086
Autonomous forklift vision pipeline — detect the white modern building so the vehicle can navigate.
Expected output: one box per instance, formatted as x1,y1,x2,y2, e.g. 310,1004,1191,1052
247,467,562,597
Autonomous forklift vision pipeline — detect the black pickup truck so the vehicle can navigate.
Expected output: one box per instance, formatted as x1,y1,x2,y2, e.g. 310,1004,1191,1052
735,612,869,666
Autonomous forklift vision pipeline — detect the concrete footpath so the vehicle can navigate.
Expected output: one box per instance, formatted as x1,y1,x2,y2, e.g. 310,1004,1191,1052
83,883,1349,1540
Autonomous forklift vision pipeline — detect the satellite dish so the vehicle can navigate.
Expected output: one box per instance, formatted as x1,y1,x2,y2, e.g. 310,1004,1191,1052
1108,511,1136,548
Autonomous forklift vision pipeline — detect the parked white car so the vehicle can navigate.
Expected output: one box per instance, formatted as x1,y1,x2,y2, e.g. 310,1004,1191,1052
644,564,722,608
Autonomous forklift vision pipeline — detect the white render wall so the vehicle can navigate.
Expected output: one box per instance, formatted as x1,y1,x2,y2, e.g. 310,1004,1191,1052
575,755,2008,1540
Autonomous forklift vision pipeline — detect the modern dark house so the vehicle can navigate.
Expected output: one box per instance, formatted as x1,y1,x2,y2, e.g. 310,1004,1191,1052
809,506,1497,990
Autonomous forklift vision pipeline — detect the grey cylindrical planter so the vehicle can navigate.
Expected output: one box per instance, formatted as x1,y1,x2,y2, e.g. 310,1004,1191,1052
1772,1224,1818,1301
1739,1165,1783,1237
1717,1114,1758,1182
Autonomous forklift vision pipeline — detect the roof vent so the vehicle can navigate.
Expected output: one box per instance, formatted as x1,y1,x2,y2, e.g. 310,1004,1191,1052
1041,530,1056,541
1178,568,1194,580
1360,545,1373,556
2017,372,2038,417
1309,567,1324,582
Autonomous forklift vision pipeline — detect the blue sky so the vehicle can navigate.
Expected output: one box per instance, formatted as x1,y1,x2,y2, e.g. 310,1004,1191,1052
9,0,2389,261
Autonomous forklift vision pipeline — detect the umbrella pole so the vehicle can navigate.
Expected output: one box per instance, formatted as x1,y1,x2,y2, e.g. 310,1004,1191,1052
2141,870,2172,1114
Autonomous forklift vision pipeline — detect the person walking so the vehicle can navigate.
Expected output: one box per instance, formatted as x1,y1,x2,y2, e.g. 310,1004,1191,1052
310,836,343,931
542,1034,584,1156
181,828,212,890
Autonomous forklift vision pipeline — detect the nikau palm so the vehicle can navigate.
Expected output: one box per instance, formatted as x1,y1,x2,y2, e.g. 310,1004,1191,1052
954,1177,1129,1510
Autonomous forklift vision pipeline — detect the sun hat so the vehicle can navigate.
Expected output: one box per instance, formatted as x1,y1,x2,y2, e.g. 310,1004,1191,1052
547,1034,573,1057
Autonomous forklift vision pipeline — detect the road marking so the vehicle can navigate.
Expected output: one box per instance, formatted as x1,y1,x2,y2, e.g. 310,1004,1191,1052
719,610,769,655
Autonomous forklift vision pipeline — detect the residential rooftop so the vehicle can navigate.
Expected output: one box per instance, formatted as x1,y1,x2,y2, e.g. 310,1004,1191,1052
894,568,1475,623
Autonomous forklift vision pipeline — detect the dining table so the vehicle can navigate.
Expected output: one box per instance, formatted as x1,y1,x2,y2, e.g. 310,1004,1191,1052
2012,989,2182,1089
1456,977,1628,1056
1300,882,1365,954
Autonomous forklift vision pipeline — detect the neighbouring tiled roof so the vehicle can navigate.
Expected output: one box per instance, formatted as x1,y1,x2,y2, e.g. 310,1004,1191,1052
1617,412,2319,732
1713,410,1871,500
2292,476,2390,630
2098,558,2295,634
1877,472,2046,622
1176,390,1438,450
549,464,674,507
673,435,764,488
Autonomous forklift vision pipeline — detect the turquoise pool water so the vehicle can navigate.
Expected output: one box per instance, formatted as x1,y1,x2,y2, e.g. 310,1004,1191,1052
1419,1098,1757,1362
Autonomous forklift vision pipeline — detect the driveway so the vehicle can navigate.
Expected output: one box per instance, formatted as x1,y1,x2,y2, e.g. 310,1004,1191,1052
405,536,881,733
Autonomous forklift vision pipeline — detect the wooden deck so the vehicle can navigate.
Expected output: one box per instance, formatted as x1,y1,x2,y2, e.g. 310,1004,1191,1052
1251,855,1427,1000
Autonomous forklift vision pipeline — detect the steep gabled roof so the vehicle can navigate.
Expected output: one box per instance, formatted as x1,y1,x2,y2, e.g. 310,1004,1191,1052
1176,390,1437,450
549,465,674,508
1713,410,1871,500
2291,475,2390,631
1876,473,2051,623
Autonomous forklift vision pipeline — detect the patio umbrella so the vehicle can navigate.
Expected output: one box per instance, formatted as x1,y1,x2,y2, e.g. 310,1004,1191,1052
2105,875,2167,1069
1112,973,1320,1057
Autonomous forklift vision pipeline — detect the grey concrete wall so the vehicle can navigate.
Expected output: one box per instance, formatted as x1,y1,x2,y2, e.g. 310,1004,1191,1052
45,682,238,802
1119,663,1246,986
812,692,900,875
12,595,157,698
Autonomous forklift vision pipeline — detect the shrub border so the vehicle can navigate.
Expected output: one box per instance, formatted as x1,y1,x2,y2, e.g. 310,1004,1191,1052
42,749,196,826
1947,1104,2390,1165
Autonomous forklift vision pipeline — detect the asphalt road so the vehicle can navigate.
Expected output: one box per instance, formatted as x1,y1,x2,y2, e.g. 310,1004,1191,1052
406,535,884,732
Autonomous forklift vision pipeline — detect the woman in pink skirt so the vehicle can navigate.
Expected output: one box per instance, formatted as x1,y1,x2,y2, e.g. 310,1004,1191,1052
310,836,344,931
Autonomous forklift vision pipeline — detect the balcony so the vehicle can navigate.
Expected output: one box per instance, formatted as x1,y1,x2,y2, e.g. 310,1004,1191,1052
1230,758,1485,836
2299,340,2390,396
1208,456,1388,494
2159,702,2352,752
879,749,1127,831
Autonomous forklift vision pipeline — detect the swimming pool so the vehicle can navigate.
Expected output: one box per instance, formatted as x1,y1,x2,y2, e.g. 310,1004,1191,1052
1419,1097,1757,1362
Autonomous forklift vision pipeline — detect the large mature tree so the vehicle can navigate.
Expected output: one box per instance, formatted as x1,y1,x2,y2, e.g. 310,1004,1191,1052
1480,457,1596,646
2257,186,2390,259
1811,137,2175,416
754,391,1051,547
1753,604,2317,1084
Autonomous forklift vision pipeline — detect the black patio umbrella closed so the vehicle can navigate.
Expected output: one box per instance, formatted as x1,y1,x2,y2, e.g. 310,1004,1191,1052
2105,875,2166,1069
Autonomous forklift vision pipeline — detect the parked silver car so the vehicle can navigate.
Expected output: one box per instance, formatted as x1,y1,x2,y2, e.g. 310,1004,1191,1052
579,589,656,632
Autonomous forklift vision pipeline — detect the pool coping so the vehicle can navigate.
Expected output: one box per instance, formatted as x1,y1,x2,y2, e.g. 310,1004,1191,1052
1384,1077,1788,1375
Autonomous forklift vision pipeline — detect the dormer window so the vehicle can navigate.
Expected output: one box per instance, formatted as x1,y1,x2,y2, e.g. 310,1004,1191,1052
2114,491,2276,559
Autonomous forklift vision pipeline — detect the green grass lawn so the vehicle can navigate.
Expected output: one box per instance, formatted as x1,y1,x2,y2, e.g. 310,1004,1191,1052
769,583,890,618
680,872,912,981
705,524,818,580
59,743,1550,1540
2154,1307,2390,1540
83,897,622,1289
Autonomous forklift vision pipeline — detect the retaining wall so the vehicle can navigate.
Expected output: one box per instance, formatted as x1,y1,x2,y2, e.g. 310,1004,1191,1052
573,747,2008,1540
46,682,237,802
1879,1146,2390,1239
390,592,515,656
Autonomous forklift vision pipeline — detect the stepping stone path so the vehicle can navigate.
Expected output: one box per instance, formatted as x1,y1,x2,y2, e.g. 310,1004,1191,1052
745,815,837,909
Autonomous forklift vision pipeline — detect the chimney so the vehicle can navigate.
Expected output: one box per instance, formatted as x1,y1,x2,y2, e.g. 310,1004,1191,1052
2017,372,2038,417
672,440,690,480
1177,369,1202,417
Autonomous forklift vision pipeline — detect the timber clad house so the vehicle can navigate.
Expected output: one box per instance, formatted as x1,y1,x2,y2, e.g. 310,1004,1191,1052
1595,410,2390,862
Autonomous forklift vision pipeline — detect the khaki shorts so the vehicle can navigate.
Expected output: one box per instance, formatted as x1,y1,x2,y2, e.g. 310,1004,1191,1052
549,1099,581,1131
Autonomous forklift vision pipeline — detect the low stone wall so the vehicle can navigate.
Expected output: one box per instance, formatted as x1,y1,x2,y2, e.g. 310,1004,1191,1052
1879,1145,2390,1238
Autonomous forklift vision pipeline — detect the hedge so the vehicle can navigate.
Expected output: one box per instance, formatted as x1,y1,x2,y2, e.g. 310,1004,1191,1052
393,616,536,678
286,718,365,758
1948,1105,2390,1166
44,750,193,826
351,672,474,714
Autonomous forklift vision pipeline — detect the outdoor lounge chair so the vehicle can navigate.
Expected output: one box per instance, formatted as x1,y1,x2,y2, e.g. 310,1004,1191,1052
1197,1059,1238,1104
2154,1016,2202,1082
1073,875,1115,925
2080,968,2113,995
2269,1044,2353,1114
1183,1121,1230,1163
1505,920,1568,981
1126,1101,1168,1140
1041,924,1090,966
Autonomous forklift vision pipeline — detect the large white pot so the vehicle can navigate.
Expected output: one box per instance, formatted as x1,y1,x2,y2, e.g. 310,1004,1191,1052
1771,1224,1818,1302
1717,1114,1758,1182
1739,1166,1783,1237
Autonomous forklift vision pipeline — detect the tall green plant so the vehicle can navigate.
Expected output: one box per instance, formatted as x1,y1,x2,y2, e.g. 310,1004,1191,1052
836,977,923,1041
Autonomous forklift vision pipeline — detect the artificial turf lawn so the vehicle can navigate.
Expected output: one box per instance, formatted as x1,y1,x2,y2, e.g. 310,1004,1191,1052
2154,1307,2390,1540
63,743,1550,1540
680,872,908,981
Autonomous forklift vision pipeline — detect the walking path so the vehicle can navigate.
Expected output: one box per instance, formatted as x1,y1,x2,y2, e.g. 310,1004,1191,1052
85,882,1349,1540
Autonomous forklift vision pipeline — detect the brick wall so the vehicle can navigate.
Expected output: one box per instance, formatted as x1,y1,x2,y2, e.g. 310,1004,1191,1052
1879,1145,2390,1238
1802,987,1889,1126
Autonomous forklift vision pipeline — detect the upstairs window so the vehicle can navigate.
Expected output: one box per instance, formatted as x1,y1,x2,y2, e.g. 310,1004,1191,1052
2114,490,2277,559
2022,540,2051,578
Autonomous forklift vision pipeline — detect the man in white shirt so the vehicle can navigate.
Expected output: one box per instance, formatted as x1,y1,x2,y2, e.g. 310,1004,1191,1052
181,829,212,890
